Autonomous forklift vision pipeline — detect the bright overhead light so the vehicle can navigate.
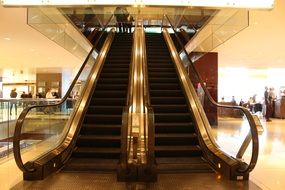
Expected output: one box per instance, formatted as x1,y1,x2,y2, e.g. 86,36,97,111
3,37,11,41
1,0,275,9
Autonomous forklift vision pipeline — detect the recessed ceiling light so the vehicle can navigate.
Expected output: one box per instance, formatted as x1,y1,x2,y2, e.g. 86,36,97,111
4,37,11,41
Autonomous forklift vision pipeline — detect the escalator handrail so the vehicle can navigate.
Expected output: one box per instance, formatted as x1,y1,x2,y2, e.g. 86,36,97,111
165,15,258,174
120,18,142,171
93,15,114,49
13,15,114,173
141,26,155,170
87,27,99,42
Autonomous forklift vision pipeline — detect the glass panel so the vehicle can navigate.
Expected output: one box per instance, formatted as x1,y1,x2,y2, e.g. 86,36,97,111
185,9,249,54
16,48,98,164
0,99,36,163
168,10,255,164
27,7,92,61
185,61,254,164
0,100,11,163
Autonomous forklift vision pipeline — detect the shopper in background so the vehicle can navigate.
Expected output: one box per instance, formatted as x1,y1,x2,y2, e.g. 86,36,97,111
264,86,272,122
114,7,129,33
10,88,18,115
126,14,134,33
45,88,55,99
44,89,55,114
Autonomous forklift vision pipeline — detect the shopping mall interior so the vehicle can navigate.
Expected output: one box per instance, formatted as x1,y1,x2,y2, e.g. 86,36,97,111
0,0,285,189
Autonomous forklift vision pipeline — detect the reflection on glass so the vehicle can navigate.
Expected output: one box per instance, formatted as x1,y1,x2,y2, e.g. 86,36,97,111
185,9,249,54
11,48,98,165
28,7,92,61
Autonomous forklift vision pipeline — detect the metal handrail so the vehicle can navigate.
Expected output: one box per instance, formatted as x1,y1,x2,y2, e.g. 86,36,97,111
93,15,114,48
120,16,140,175
165,15,258,174
141,23,155,172
13,15,114,173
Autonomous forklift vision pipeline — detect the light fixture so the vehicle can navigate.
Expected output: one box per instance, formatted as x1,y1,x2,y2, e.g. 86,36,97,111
1,0,275,9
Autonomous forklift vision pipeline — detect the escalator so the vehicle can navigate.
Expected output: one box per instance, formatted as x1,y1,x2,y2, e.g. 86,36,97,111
146,33,213,173
63,33,132,172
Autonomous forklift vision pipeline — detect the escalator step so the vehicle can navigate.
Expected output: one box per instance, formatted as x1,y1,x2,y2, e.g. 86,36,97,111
148,77,179,83
156,157,213,173
63,158,119,172
154,113,192,123
95,84,128,91
100,68,129,73
106,59,130,63
148,72,178,78
90,98,125,106
150,90,184,97
103,64,130,68
155,145,202,157
76,135,121,147
93,90,126,98
148,68,176,72
99,72,129,78
73,147,120,157
87,106,123,114
155,133,199,146
155,122,195,133
150,83,181,90
80,124,121,135
152,104,189,113
150,97,186,105
97,78,128,84
84,114,122,124
148,64,174,68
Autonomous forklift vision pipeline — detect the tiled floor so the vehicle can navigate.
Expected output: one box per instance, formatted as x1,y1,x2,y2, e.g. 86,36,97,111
0,118,284,189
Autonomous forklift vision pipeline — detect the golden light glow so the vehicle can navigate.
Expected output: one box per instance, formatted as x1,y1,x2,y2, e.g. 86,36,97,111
1,0,275,8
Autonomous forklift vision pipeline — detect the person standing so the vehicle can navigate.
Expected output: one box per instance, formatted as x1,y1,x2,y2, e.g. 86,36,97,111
10,88,18,115
196,83,205,107
126,14,134,33
264,86,272,122
45,88,54,99
44,89,55,114
114,7,128,33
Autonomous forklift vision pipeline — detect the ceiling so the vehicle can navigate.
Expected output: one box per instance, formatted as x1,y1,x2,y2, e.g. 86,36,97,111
0,5,213,80
0,6,81,78
0,2,284,82
214,0,285,69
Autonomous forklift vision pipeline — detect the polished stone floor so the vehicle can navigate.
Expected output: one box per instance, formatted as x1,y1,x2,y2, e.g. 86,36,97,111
1,118,284,190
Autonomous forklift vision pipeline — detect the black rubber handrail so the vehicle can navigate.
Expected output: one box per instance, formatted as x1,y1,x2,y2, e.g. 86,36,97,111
165,15,258,174
13,14,114,173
